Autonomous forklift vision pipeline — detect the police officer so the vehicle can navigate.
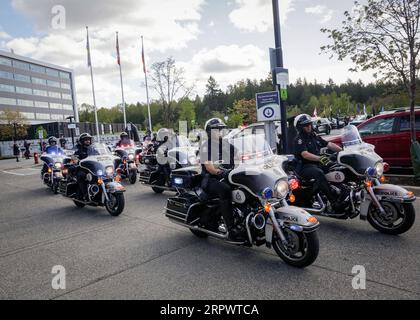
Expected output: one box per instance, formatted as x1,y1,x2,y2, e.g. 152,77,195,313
155,128,173,187
293,114,345,213
200,118,243,241
45,137,63,154
115,132,132,148
73,133,94,200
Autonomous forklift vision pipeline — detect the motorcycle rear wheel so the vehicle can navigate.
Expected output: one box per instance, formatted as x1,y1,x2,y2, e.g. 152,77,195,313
367,201,415,235
272,230,319,268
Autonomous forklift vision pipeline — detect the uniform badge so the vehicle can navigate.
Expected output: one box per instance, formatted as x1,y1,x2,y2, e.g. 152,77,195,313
298,139,303,145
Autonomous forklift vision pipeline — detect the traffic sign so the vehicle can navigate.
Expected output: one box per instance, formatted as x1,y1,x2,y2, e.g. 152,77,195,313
256,91,281,122
68,123,76,129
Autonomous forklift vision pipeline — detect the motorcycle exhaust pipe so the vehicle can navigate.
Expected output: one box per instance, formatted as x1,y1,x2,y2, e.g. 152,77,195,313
168,218,229,240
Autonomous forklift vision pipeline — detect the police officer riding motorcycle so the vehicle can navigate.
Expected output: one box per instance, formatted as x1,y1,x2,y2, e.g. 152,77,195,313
200,118,243,241
293,114,347,213
40,136,68,193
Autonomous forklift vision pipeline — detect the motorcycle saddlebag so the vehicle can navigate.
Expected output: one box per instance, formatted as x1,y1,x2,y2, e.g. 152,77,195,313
166,193,200,221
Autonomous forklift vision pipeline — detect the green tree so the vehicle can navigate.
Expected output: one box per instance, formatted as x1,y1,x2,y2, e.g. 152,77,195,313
321,0,420,144
0,109,29,141
178,98,196,129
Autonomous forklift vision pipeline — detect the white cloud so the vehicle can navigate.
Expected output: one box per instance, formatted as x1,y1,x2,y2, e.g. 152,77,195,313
229,0,295,33
2,0,206,107
0,31,12,40
181,44,268,94
305,5,334,24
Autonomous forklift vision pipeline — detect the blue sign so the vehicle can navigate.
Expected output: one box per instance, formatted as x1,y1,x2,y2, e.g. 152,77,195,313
256,91,281,122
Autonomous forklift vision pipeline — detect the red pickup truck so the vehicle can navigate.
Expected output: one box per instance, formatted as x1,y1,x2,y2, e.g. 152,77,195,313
327,108,420,168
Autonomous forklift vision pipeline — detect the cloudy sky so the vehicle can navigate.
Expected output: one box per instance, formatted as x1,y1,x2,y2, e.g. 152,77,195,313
0,0,373,108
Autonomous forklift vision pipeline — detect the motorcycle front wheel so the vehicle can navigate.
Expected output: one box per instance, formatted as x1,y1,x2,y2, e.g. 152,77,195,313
105,193,125,216
272,230,319,268
129,171,137,184
367,201,415,235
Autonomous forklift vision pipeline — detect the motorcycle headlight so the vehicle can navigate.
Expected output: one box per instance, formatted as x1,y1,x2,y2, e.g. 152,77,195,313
375,162,384,177
128,154,135,161
105,166,114,177
54,162,62,169
275,180,289,199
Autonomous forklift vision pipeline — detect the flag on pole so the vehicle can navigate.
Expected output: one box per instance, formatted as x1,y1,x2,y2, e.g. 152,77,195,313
116,32,121,65
86,27,92,67
363,104,367,116
313,107,318,118
141,36,146,74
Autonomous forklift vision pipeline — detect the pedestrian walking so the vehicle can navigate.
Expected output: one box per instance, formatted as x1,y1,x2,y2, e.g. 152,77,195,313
13,142,20,162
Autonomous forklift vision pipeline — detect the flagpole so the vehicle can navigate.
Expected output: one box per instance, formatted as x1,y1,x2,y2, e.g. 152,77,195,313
116,32,127,128
141,36,152,132
86,26,100,143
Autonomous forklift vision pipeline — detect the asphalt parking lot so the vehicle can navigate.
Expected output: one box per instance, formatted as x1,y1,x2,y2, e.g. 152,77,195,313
0,160,419,300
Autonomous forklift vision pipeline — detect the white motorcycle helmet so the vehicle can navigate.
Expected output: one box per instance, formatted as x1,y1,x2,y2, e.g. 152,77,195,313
156,128,171,142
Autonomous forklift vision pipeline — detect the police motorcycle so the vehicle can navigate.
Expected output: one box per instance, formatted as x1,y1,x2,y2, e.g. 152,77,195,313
40,138,70,194
59,143,126,216
165,134,320,268
286,125,416,235
114,143,138,185
139,129,198,194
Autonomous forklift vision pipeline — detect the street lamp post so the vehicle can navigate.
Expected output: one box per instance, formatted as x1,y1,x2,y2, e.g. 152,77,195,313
66,116,75,147
272,0,288,153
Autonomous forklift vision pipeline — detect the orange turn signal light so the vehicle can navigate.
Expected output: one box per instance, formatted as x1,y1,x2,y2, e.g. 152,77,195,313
264,203,272,213
307,216,318,224
380,176,386,183
289,194,296,203
407,191,414,197
365,180,372,188
97,178,104,185
48,168,52,173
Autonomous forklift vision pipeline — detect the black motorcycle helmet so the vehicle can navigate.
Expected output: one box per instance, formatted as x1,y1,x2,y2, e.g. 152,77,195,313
294,114,313,134
79,133,93,146
48,136,58,145
204,118,227,133
120,132,129,139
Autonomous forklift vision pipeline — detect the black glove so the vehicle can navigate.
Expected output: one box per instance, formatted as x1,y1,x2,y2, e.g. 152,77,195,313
218,168,230,181
319,155,333,167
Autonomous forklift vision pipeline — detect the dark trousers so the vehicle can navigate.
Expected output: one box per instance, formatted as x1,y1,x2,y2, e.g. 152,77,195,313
299,164,336,203
204,178,234,229
76,169,87,199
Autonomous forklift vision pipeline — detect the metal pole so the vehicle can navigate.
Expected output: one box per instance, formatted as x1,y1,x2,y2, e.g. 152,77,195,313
117,32,127,128
272,0,288,154
142,36,152,132
86,26,100,143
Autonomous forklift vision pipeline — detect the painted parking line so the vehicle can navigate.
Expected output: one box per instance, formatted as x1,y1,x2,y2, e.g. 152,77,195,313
2,168,40,176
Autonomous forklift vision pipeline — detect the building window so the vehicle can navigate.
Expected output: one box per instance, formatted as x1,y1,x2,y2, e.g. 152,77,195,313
16,86,33,95
36,113,51,120
62,104,73,110
60,82,71,90
0,56,12,66
17,99,34,107
62,93,72,100
48,91,61,99
34,101,49,108
59,72,70,79
0,97,16,105
32,77,47,85
30,64,46,74
21,112,35,119
46,68,59,77
50,103,63,110
33,89,48,97
47,80,60,88
51,114,64,120
13,60,30,70
14,74,31,83
0,84,15,93
0,70,14,80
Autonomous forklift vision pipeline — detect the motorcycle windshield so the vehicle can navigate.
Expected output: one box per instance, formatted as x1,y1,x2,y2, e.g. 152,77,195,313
81,144,115,175
231,134,273,165
342,125,363,148
339,126,382,175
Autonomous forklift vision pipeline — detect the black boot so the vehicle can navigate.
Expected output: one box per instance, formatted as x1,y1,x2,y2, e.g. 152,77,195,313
228,226,246,241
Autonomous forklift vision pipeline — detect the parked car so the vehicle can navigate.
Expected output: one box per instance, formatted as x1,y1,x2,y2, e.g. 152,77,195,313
327,108,420,168
313,118,332,135
350,114,367,126
331,118,346,130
